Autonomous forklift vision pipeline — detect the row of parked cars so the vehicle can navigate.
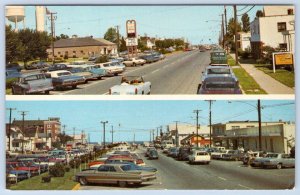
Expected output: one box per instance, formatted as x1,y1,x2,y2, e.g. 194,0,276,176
6,148,91,183
197,48,242,94
75,145,158,187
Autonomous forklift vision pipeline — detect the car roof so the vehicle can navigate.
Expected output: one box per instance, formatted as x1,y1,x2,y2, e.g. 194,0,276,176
20,72,45,78
207,66,231,69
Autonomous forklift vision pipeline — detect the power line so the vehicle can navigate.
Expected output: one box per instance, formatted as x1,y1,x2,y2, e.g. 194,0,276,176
237,5,256,16
237,6,249,12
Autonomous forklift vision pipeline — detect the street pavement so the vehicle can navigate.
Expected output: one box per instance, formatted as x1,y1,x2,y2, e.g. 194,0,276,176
50,50,210,95
230,54,294,94
79,148,295,190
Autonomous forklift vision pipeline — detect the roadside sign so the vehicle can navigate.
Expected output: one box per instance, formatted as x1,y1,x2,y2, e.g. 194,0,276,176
126,20,137,38
272,52,294,73
126,38,138,46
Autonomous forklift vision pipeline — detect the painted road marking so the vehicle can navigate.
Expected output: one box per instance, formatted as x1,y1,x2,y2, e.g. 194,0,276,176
151,69,160,74
218,177,227,181
238,184,253,190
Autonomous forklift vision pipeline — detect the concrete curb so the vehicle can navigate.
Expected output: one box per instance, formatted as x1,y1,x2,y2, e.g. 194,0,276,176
72,183,80,190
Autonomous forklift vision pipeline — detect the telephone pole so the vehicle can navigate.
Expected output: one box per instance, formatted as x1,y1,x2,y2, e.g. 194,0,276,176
152,129,155,143
47,10,57,64
258,100,262,151
115,25,120,56
73,127,75,148
174,121,180,147
193,110,201,148
233,5,239,65
221,14,225,49
205,100,215,147
101,121,108,148
224,6,227,34
19,111,28,154
62,124,66,134
6,108,16,151
110,125,114,144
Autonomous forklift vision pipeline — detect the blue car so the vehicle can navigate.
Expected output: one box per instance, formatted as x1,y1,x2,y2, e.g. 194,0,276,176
6,69,21,79
105,161,157,172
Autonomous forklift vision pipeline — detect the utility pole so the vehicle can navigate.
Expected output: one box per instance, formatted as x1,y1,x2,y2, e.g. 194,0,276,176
205,100,215,148
6,108,16,151
62,124,66,134
101,121,108,149
156,127,159,139
193,110,201,148
174,121,180,147
81,130,84,145
47,10,57,64
19,111,28,154
224,6,227,34
73,127,75,148
152,130,155,143
258,100,262,151
221,14,225,49
149,131,152,142
233,5,239,65
115,25,120,56
110,125,114,144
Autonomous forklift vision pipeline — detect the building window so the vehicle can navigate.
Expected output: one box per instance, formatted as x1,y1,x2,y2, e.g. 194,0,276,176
232,126,240,129
287,9,294,15
58,51,61,55
277,22,286,32
246,125,255,128
73,51,76,54
279,43,287,51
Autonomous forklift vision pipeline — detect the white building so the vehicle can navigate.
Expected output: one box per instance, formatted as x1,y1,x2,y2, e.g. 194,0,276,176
250,6,295,59
237,32,251,51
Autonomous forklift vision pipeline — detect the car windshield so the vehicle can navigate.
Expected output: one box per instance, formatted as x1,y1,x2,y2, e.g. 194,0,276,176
57,72,71,76
24,74,45,81
207,68,231,74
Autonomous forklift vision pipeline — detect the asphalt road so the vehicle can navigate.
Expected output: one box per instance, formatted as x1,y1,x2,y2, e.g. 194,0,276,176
50,50,210,95
79,148,295,190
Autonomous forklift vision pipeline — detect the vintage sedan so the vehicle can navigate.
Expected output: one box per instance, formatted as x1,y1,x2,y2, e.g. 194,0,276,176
69,67,98,83
188,150,211,164
221,150,245,161
201,66,234,82
46,70,85,89
11,73,54,95
47,63,70,72
252,153,295,169
197,75,242,94
109,76,151,95
75,164,156,187
210,49,227,65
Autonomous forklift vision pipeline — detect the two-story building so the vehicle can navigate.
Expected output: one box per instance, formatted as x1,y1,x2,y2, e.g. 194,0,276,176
250,6,295,59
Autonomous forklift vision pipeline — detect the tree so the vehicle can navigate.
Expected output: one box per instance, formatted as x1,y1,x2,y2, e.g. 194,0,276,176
55,33,69,41
241,13,250,32
104,27,118,43
57,133,74,147
256,10,264,18
5,25,22,63
36,31,51,60
119,36,127,52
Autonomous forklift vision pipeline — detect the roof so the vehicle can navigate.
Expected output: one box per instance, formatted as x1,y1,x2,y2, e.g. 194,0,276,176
94,38,116,45
54,37,108,48
13,120,44,127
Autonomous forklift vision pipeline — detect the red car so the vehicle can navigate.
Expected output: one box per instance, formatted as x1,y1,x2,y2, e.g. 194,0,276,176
7,162,39,176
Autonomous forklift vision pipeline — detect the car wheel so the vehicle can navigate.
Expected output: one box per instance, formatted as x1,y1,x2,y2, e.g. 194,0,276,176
45,90,50,95
235,157,239,161
276,163,282,169
114,73,118,76
79,177,88,185
21,89,26,95
72,85,77,89
85,80,88,84
133,63,136,67
118,181,127,188
98,76,102,80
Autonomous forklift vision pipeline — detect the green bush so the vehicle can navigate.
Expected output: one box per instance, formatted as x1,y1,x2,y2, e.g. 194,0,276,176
69,159,81,169
95,55,109,63
65,166,70,172
6,78,18,89
49,163,65,177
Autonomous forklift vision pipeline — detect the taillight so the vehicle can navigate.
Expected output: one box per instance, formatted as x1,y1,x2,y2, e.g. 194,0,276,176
135,88,138,94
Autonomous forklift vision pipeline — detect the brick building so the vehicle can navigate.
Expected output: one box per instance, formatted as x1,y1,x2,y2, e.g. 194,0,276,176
47,37,117,58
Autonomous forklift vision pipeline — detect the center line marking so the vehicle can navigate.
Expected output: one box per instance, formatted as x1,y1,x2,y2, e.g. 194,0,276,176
218,177,227,181
151,69,160,74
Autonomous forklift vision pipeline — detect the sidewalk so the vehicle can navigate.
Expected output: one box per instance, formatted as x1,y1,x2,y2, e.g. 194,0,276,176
230,54,294,94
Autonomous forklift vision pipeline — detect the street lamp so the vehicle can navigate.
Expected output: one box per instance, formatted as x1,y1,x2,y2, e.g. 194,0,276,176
228,100,262,151
101,121,108,149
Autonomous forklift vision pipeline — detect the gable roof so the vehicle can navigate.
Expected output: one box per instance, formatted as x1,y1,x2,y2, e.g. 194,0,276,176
54,37,115,48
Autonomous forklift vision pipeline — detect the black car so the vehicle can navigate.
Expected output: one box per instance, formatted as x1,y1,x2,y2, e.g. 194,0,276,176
177,147,192,161
47,64,70,72
148,150,159,160
25,61,49,70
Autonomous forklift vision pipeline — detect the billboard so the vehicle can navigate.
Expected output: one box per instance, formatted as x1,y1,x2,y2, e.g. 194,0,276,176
126,37,138,46
272,52,294,73
126,20,137,38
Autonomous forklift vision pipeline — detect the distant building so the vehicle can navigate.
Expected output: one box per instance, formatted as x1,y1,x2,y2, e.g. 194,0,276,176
180,134,211,147
212,120,295,153
250,6,295,59
47,37,117,58
236,32,251,51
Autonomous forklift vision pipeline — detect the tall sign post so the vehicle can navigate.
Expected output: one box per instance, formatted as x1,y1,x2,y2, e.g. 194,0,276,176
126,20,138,58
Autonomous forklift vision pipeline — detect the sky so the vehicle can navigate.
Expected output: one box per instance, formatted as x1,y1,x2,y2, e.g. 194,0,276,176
5,100,295,143
5,5,263,44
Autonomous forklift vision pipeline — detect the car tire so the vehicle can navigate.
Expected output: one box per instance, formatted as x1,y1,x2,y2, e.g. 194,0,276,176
79,177,88,185
21,89,26,95
98,76,102,80
45,90,50,95
276,163,282,169
72,85,77,89
133,63,136,67
118,181,127,188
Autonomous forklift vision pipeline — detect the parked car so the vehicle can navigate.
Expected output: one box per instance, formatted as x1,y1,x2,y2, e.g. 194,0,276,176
69,67,98,83
251,153,295,169
123,57,146,67
105,161,157,172
109,76,151,95
188,150,211,164
140,54,160,63
210,49,227,65
201,66,234,82
94,62,121,76
47,63,70,72
197,75,242,94
221,150,245,161
46,70,85,90
6,69,21,79
75,164,156,187
177,147,192,161
25,61,49,70
145,147,156,157
241,151,265,165
211,149,231,160
6,63,22,72
148,150,159,160
11,73,54,95
167,147,178,157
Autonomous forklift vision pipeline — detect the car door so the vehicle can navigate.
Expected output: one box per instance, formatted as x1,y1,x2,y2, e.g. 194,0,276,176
91,165,109,184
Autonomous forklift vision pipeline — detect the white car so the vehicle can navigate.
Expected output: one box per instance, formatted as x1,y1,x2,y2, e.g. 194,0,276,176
94,62,123,76
123,57,146,67
109,76,151,95
188,150,211,164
